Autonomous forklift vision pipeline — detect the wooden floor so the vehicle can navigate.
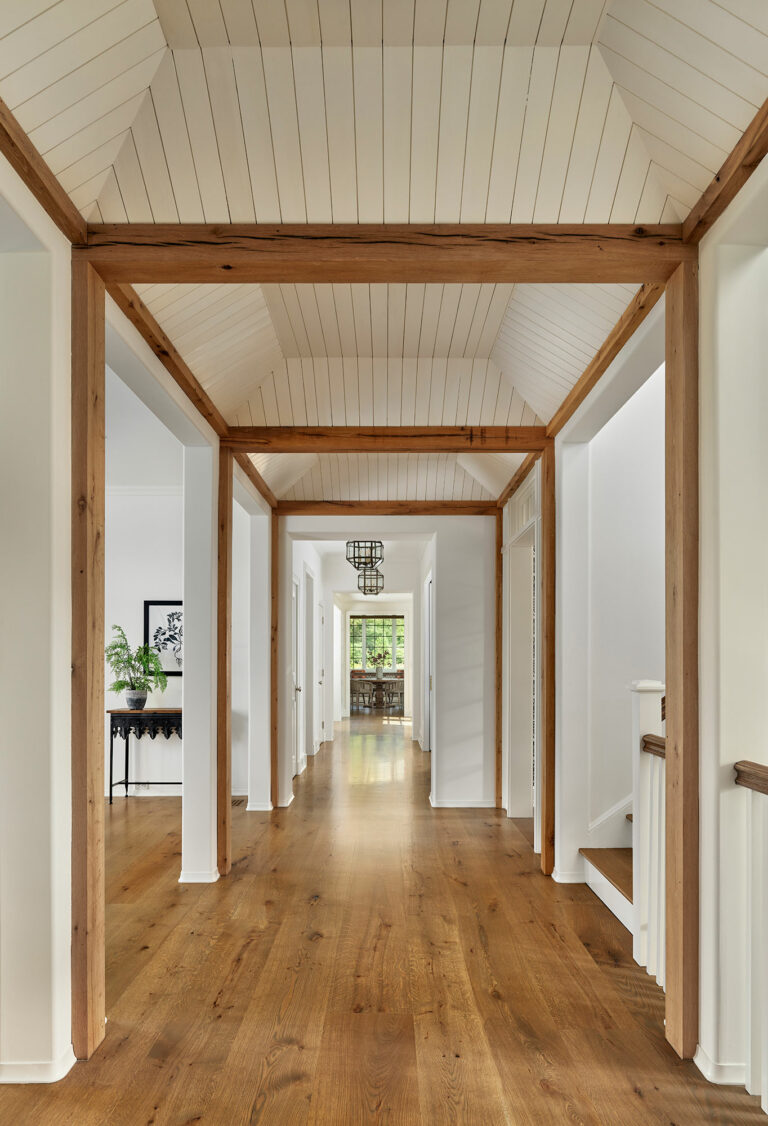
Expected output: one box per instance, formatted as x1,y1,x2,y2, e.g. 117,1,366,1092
1,715,761,1124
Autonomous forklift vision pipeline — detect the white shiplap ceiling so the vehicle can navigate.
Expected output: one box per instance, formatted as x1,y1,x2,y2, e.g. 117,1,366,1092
1,0,765,499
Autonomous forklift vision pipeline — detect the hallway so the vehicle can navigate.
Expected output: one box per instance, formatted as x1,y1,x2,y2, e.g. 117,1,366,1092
0,718,759,1125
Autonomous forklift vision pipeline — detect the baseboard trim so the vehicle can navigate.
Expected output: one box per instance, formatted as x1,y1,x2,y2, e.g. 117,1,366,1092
178,869,219,884
693,1045,746,1086
551,868,585,884
429,796,496,808
278,793,295,808
246,801,273,812
582,857,634,932
0,1044,76,1084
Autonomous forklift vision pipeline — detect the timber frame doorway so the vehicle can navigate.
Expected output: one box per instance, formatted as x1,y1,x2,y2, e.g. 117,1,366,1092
71,232,698,1067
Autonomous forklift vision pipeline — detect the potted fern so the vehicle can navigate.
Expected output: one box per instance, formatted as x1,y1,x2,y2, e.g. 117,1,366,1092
105,625,168,710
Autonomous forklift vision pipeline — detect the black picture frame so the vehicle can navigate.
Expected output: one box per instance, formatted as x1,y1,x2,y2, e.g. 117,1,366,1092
143,600,183,677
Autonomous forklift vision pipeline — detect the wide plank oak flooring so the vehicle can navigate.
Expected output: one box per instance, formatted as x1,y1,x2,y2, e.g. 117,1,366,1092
0,714,760,1124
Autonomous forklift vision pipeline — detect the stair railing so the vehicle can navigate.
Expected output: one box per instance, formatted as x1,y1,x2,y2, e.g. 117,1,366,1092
631,681,666,988
735,759,768,1112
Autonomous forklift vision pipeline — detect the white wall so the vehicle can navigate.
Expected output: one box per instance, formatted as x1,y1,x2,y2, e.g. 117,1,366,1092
280,518,496,809
588,368,665,823
555,303,666,882
231,500,250,794
0,163,75,1081
696,152,768,1085
104,368,185,795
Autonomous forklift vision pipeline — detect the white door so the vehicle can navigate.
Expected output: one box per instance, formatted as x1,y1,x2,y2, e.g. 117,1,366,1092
423,575,434,753
304,572,314,763
316,604,325,748
291,578,300,777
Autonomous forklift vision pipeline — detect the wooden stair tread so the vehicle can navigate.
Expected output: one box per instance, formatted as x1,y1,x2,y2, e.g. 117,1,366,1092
626,812,633,822
579,847,633,903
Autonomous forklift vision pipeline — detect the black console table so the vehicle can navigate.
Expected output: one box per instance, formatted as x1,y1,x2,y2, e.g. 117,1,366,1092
108,708,182,803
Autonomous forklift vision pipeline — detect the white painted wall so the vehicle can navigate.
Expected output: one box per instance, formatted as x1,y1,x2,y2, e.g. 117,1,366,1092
0,164,75,1081
588,368,665,824
697,152,768,1085
555,303,666,882
105,369,184,795
231,500,250,795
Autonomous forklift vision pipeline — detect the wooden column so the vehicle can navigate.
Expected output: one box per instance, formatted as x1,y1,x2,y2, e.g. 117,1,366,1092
540,440,556,876
495,509,503,808
664,257,699,1059
217,446,233,875
270,510,279,808
71,258,106,1060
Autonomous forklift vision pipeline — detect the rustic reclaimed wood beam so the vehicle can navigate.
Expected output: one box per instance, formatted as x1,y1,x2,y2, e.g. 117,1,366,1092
81,224,692,284
224,426,548,454
683,94,768,244
276,500,498,515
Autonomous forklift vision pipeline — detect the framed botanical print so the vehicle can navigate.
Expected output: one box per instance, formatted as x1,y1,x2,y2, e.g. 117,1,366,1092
143,600,183,676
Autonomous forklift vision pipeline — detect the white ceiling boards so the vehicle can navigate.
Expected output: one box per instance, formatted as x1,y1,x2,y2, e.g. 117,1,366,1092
3,1,765,500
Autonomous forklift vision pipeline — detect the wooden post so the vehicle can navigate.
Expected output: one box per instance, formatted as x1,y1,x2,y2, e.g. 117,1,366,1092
665,257,699,1059
270,510,279,808
495,509,503,808
540,441,556,876
217,446,233,875
71,258,106,1060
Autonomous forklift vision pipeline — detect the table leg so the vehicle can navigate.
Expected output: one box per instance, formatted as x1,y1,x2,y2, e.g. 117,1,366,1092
124,731,129,798
109,725,114,804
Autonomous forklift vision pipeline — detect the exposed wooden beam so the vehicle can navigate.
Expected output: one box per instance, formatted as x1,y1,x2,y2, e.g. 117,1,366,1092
234,453,277,508
546,283,666,439
226,426,547,454
276,500,498,516
540,442,556,877
270,510,279,809
106,283,228,438
497,452,541,507
664,258,699,1060
71,259,105,1060
82,224,692,283
0,95,86,244
217,447,233,876
683,95,768,244
495,509,503,809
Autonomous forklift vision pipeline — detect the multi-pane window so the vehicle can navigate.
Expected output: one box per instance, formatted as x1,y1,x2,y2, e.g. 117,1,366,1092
349,617,363,670
349,616,405,671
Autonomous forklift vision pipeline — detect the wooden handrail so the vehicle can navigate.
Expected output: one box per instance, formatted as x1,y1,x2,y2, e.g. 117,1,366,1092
642,734,666,758
734,760,768,797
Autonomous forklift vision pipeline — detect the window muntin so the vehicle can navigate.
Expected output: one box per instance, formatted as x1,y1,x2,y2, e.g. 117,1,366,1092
349,615,405,671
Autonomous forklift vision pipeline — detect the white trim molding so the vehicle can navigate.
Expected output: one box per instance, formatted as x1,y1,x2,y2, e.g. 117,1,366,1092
551,868,585,884
178,869,220,884
694,1046,746,1087
429,796,496,808
246,801,273,812
582,855,634,932
0,1045,76,1085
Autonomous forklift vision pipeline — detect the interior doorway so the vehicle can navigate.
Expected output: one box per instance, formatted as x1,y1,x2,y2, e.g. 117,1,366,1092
304,569,315,758
291,577,301,777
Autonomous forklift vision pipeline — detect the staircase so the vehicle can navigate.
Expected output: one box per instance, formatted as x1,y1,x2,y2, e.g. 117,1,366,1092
579,847,634,930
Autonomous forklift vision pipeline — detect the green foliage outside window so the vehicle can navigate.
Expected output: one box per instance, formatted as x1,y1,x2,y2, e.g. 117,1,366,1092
349,616,405,670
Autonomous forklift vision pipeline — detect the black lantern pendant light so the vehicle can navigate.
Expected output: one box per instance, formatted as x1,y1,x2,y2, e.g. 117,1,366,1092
346,540,383,570
358,568,384,596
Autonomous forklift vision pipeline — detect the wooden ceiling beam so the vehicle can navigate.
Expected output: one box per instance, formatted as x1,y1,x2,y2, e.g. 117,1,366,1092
277,500,497,516
80,224,692,284
224,425,547,454
0,95,87,244
683,95,768,244
497,451,542,507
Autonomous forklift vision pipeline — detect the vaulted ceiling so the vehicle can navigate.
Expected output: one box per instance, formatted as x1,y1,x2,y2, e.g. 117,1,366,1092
2,0,763,500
